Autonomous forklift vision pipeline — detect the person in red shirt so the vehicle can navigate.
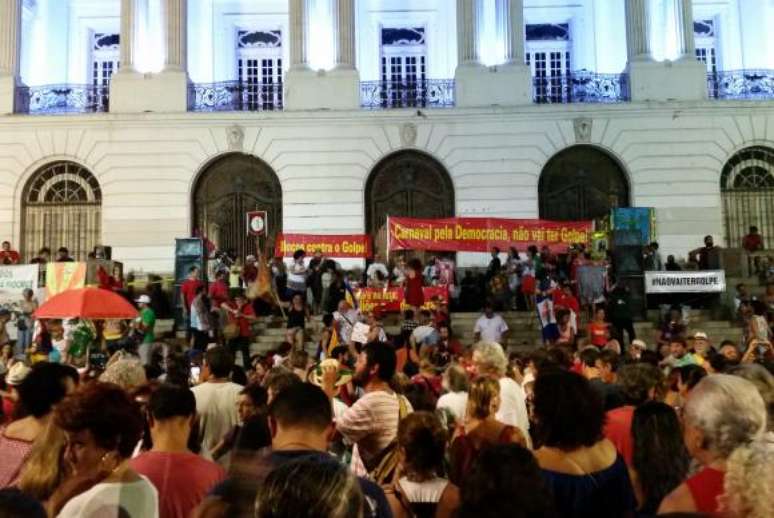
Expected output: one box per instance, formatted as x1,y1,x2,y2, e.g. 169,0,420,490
180,266,203,338
603,363,663,469
130,384,225,518
587,307,609,348
741,225,763,252
0,241,20,265
222,291,256,368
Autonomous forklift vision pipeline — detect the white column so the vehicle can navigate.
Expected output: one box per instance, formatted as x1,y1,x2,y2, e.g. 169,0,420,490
163,0,187,71
289,0,309,70
625,0,651,62
333,0,355,69
674,0,696,58
456,0,482,66
0,0,22,77
119,0,142,72
500,0,525,66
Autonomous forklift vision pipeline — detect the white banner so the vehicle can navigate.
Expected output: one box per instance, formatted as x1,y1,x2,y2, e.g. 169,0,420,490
645,270,726,294
0,264,39,308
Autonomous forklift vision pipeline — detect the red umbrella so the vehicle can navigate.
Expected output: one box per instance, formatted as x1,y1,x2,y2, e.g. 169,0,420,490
35,287,138,320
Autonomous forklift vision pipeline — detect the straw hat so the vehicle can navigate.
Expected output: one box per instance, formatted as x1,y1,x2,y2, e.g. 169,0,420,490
310,359,353,388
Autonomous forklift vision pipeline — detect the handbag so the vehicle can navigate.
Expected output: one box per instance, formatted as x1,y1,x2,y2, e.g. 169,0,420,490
223,322,240,341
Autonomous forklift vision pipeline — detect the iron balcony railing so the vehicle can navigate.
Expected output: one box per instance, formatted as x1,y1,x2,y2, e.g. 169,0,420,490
360,79,455,109
188,81,283,112
707,70,774,100
533,71,630,104
15,84,110,115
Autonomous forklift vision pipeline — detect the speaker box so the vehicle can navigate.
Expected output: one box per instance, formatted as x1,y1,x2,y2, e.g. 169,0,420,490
615,275,647,321
93,245,112,260
613,230,643,247
613,245,644,275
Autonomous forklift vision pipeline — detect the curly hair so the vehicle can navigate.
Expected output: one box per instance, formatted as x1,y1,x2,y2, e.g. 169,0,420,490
54,382,144,459
473,342,507,377
398,411,448,478
721,432,774,518
684,375,767,459
532,370,604,450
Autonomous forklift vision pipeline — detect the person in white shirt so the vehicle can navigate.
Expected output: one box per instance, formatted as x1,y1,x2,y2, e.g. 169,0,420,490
473,303,509,344
436,363,469,424
411,310,438,348
191,346,244,463
472,341,530,440
366,253,389,287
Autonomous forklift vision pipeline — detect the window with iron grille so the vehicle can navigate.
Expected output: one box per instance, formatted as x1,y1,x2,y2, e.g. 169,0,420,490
694,19,717,74
720,146,774,249
91,33,119,109
380,27,427,107
22,161,102,262
236,29,283,110
526,23,571,103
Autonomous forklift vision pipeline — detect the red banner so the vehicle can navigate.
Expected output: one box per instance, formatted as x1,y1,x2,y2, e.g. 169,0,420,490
276,233,372,258
388,217,591,253
348,286,449,313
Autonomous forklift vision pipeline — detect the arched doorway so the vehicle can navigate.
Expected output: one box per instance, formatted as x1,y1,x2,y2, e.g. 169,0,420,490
539,145,630,221
720,146,774,247
22,161,102,261
192,153,282,260
365,151,455,256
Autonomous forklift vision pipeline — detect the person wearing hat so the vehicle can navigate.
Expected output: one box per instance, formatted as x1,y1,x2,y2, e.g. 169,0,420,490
2,362,31,421
689,331,712,363
629,339,648,361
133,294,156,364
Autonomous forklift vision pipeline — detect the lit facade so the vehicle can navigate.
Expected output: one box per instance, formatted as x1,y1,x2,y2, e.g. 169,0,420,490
0,0,773,273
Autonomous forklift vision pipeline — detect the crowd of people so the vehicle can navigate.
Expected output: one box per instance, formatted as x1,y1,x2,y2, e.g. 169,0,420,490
0,238,773,517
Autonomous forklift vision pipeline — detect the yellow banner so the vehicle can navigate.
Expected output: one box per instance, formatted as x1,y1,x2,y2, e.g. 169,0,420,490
46,262,87,296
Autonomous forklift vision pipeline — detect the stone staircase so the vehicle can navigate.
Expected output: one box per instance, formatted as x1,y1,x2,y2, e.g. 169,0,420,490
236,308,743,357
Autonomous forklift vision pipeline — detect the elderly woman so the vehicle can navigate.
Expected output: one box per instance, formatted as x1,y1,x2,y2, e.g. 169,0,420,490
472,342,529,438
48,383,158,517
658,374,768,515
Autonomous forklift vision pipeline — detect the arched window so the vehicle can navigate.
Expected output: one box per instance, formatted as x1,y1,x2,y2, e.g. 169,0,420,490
720,146,774,247
539,145,630,222
22,161,102,261
193,153,282,260
365,151,454,256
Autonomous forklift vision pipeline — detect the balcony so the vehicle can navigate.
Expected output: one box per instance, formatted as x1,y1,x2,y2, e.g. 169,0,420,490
188,81,283,112
708,70,774,100
15,84,110,115
532,71,629,104
360,79,455,109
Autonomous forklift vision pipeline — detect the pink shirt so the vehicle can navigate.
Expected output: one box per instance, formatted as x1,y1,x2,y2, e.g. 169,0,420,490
129,451,225,518
0,426,34,487
337,391,412,466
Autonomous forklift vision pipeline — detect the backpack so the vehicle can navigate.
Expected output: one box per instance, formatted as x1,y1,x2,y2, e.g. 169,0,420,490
364,395,410,486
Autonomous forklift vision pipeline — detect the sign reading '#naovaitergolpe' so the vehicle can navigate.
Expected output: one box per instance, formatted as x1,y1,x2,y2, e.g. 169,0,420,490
644,270,726,294
388,217,591,253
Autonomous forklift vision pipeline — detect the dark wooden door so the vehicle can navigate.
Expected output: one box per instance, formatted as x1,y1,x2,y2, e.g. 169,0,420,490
193,153,282,259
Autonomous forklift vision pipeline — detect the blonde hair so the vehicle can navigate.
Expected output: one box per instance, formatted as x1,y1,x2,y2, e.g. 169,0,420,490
467,377,500,420
18,419,69,500
721,433,774,518
473,342,507,377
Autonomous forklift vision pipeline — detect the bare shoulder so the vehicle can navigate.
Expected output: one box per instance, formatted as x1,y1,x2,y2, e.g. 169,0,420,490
436,482,461,518
658,482,696,515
